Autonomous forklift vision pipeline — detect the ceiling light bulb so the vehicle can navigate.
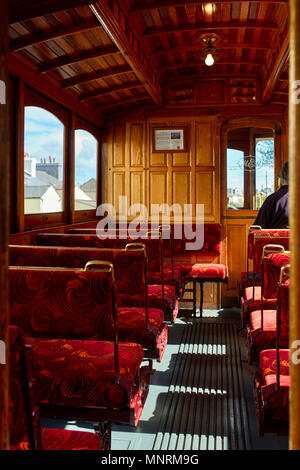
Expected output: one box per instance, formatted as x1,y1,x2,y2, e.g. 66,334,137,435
204,3,214,15
205,53,214,66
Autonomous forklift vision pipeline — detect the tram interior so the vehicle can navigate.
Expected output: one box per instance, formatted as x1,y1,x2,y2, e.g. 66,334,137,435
0,0,296,451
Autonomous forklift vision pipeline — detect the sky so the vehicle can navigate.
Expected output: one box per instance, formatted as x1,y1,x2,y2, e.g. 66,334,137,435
24,106,97,186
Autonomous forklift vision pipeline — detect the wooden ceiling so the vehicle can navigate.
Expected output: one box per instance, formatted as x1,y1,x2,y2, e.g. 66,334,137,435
8,1,289,120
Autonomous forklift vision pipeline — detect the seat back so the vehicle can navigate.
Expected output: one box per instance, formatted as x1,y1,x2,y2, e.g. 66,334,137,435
252,232,289,274
262,249,290,299
9,267,115,341
34,233,161,273
276,268,290,388
9,325,43,450
9,244,146,298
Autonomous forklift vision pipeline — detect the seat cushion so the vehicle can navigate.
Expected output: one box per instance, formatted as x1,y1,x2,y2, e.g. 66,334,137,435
148,284,176,312
185,264,228,280
260,349,290,384
27,338,145,410
258,349,290,421
248,310,277,355
118,307,166,348
245,286,262,301
250,310,277,331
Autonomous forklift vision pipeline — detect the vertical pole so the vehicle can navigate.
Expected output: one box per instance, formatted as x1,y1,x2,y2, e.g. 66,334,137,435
0,0,10,451
289,0,300,451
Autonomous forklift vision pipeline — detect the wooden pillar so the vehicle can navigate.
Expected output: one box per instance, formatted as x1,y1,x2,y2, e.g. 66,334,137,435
65,111,75,225
289,0,300,451
0,0,10,451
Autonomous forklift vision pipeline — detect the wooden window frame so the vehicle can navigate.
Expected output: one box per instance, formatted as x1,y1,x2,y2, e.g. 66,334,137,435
23,87,68,230
221,117,283,219
73,116,101,224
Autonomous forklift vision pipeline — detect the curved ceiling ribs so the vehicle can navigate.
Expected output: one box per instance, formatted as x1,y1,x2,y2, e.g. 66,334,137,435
131,0,289,106
8,0,289,118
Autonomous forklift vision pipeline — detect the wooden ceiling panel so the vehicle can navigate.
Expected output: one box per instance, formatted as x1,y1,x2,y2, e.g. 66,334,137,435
8,1,289,116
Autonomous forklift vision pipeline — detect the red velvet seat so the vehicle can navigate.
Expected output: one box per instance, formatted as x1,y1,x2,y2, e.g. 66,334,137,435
27,337,149,426
246,310,277,364
254,349,290,435
238,228,289,307
148,284,179,323
254,276,290,436
9,267,152,425
9,247,168,360
118,307,168,361
240,240,289,326
9,325,109,450
185,263,228,280
244,286,261,301
182,263,228,318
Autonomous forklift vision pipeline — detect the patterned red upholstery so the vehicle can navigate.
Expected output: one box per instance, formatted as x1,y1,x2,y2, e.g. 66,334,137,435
9,266,167,359
185,263,228,280
34,233,162,274
247,310,277,363
148,284,179,322
9,325,107,450
118,307,168,361
9,268,115,340
244,286,261,301
27,338,146,412
263,252,290,300
255,349,290,424
245,274,289,361
248,229,290,260
252,234,289,274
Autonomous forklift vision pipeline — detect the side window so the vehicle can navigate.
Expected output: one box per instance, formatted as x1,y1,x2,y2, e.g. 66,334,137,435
74,129,98,211
226,127,274,210
24,106,64,214
255,138,274,209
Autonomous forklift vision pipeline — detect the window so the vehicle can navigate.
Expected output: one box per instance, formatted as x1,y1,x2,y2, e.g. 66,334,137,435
226,127,274,210
255,138,274,210
24,106,64,215
74,129,98,211
227,148,245,209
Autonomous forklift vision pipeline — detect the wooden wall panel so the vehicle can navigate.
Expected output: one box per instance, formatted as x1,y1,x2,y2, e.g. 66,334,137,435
172,152,190,166
149,171,168,211
195,171,215,218
129,123,144,168
112,171,126,214
130,171,144,206
172,171,191,206
113,123,126,167
195,121,214,166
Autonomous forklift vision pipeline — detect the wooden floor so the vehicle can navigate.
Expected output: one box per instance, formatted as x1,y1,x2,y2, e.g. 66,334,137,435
42,307,289,451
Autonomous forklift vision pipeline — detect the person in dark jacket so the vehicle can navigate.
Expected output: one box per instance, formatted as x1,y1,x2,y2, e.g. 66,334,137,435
253,161,289,229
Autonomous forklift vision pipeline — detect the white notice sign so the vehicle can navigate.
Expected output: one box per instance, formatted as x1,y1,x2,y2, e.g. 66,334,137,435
154,129,184,151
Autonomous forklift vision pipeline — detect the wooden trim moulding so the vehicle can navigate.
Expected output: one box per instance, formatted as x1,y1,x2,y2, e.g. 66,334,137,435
8,55,104,128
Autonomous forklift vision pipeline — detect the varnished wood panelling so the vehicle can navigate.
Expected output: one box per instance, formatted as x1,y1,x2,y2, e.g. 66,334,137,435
195,121,214,166
113,123,126,167
149,171,168,212
130,171,145,206
129,123,144,167
195,171,215,218
150,152,167,167
112,171,126,214
172,152,190,166
172,171,191,207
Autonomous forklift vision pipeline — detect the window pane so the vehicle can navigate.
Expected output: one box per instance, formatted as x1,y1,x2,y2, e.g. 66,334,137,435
24,106,64,214
227,148,244,209
255,138,274,210
74,129,98,211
